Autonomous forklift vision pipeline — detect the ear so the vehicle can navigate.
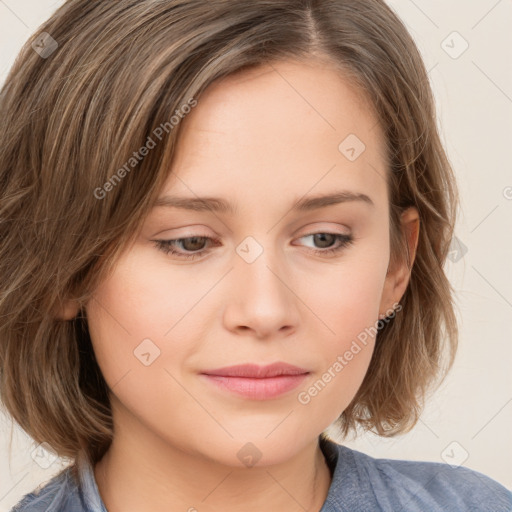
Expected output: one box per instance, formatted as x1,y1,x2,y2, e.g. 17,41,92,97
53,298,81,320
379,207,420,317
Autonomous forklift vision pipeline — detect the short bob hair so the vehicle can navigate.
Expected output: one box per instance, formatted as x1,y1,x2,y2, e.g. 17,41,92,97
0,0,459,468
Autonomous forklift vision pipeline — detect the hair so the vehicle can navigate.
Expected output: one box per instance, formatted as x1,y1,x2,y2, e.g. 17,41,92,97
0,0,459,471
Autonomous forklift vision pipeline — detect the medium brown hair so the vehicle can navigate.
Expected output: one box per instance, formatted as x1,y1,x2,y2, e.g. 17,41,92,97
0,0,459,468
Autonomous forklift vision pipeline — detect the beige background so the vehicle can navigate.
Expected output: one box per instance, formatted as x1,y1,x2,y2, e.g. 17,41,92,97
1,0,511,510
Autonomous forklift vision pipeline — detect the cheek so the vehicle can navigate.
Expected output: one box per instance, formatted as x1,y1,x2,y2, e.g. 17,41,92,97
304,252,388,344
294,252,388,419
85,249,207,357
84,248,226,414
84,264,203,441
88,254,200,336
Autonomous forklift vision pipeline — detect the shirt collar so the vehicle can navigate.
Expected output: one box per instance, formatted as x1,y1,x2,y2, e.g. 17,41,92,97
75,455,108,512
319,434,379,511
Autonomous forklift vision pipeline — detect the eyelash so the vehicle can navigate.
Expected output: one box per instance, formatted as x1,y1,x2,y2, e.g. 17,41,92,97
152,232,354,261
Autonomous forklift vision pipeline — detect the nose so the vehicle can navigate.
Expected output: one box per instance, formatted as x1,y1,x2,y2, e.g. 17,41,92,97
222,241,300,340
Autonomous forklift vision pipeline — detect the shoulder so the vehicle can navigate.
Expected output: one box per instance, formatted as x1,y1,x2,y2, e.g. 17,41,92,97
345,445,512,512
10,466,85,512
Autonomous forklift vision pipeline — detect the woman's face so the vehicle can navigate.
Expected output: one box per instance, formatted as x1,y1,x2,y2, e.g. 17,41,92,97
84,58,406,467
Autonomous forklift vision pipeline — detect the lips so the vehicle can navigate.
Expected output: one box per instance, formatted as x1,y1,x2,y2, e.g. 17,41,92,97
201,362,309,378
200,362,310,400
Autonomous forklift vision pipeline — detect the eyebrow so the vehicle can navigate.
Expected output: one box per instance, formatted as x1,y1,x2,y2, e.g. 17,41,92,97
152,190,374,215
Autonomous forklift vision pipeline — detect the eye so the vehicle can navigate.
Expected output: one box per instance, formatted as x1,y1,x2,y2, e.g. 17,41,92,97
152,232,355,261
295,232,354,257
152,236,217,261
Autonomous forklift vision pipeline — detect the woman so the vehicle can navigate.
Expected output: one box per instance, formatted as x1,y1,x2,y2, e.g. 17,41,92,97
1,1,510,510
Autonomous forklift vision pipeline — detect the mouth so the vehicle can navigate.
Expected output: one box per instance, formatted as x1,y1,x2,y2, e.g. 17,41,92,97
201,362,309,378
200,362,310,400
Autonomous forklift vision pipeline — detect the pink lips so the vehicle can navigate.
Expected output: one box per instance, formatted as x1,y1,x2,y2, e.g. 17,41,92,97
200,362,310,400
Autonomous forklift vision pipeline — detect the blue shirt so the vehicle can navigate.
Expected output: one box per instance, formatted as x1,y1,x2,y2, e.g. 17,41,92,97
11,436,512,511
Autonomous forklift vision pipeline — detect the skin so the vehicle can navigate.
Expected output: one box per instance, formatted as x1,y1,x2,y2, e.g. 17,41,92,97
61,57,419,512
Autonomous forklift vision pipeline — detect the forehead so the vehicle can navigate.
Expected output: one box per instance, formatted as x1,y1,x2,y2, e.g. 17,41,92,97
162,58,388,211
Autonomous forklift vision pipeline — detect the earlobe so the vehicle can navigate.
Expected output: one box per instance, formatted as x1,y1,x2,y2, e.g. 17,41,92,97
379,207,420,316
